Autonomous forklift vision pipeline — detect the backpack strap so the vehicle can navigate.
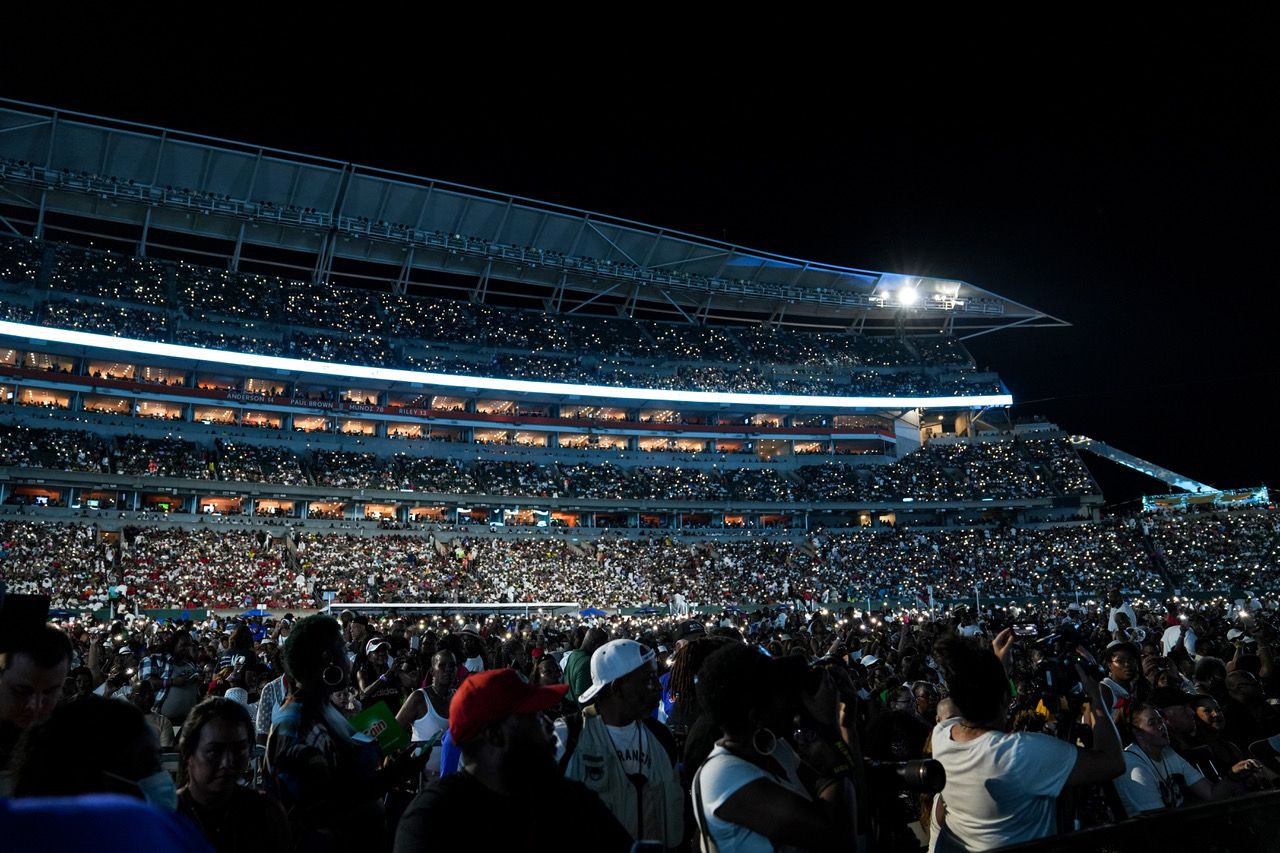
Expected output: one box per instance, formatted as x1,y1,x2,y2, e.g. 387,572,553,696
642,715,679,765
557,712,584,773
690,762,720,853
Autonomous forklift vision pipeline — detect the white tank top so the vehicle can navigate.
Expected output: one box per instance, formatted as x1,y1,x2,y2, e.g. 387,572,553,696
411,688,449,775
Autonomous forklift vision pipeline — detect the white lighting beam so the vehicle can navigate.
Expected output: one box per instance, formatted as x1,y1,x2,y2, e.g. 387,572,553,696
0,322,1013,411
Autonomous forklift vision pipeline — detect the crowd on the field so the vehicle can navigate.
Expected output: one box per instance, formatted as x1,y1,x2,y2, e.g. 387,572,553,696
0,235,1009,398
1,560,1277,851
2,510,1275,614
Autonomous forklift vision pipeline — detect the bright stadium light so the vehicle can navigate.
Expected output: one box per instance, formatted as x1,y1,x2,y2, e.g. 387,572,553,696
896,287,920,306
0,321,1013,410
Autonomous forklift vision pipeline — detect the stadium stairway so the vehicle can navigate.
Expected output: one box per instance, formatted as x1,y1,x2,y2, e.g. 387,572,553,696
1071,437,1214,494
1136,526,1177,597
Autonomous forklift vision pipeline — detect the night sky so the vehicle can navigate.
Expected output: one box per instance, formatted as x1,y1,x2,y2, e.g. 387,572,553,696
5,28,1276,503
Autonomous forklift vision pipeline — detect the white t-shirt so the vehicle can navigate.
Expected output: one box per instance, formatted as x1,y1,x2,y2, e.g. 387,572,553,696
1108,603,1138,633
1160,624,1197,657
1100,677,1131,711
1113,744,1204,816
930,718,1077,851
552,719,654,777
694,741,810,853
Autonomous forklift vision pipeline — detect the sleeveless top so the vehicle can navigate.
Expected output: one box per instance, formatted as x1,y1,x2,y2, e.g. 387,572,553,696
410,688,449,776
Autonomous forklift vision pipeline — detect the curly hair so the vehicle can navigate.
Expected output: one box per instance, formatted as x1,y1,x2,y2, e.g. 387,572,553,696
696,642,774,735
932,635,1009,724
282,614,343,687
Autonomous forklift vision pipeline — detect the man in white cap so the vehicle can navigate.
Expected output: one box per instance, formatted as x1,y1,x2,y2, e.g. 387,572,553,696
555,639,683,849
458,625,487,675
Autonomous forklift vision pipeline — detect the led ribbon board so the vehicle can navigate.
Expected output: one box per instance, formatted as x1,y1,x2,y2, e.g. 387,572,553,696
0,321,1013,410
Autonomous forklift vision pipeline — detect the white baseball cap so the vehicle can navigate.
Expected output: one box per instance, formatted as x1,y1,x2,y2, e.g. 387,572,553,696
579,639,655,704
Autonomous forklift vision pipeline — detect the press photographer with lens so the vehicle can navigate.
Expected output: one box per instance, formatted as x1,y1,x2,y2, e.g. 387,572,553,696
691,642,859,852
929,628,1124,852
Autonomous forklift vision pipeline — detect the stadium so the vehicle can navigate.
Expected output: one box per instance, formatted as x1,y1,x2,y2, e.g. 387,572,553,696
0,97,1273,616
4,38,1280,852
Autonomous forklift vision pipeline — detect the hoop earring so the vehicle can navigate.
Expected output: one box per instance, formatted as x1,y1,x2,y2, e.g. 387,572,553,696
322,664,344,687
752,727,777,756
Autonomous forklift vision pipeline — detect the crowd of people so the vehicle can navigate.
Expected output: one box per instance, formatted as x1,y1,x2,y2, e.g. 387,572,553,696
45,242,169,306
0,424,215,480
0,575,1276,851
40,298,169,340
215,442,308,487
0,509,1275,614
113,435,215,480
3,160,1277,852
0,235,1008,398
1,421,1101,506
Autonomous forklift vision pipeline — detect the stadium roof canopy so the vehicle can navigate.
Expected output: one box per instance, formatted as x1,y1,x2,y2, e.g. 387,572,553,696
0,100,1067,338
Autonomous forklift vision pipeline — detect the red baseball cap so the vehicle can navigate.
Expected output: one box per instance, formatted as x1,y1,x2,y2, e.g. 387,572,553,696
449,668,568,744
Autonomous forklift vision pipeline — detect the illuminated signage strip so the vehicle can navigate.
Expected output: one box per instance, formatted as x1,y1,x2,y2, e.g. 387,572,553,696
0,321,1013,410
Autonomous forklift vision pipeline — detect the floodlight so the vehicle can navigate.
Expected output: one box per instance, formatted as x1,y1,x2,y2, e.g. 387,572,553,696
896,287,920,306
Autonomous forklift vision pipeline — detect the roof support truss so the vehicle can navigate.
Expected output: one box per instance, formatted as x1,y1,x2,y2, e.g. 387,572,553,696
958,315,1038,341
657,288,697,325
623,285,641,318
471,259,493,304
0,211,23,237
394,247,416,296
566,282,621,316
695,293,715,324
586,220,639,266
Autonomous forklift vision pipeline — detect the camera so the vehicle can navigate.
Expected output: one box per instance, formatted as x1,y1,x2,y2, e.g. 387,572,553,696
864,758,946,794
1033,627,1105,697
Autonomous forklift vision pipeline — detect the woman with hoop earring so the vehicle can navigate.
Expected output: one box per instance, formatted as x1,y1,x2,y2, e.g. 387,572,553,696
691,643,859,852
264,614,386,851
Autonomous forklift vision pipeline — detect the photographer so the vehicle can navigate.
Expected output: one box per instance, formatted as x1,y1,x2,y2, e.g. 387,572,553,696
691,642,858,852
929,629,1124,851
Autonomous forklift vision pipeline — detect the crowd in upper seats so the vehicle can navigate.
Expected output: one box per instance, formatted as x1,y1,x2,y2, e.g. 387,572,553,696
40,298,169,340
0,235,1002,398
1150,512,1280,593
215,440,309,487
0,423,1100,503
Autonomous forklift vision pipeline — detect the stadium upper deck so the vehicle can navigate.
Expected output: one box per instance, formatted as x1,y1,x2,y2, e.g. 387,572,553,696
0,99,1106,530
0,98,1064,339
0,235,1006,403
